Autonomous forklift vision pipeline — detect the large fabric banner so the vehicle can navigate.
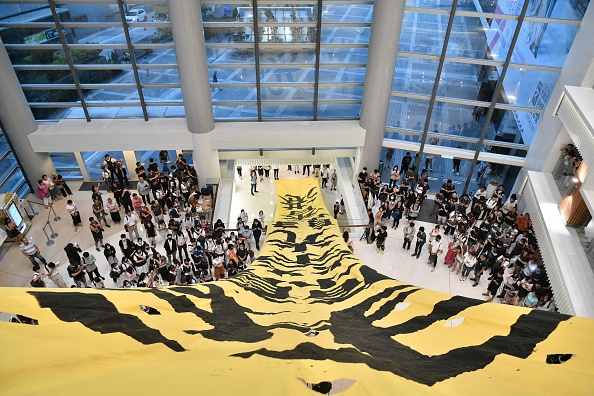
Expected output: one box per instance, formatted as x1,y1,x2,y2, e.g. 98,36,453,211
0,179,592,394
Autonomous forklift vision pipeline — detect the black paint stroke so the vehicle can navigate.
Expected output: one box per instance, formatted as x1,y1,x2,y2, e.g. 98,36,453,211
29,291,185,352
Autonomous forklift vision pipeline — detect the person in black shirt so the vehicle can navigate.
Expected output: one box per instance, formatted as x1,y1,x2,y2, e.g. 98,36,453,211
440,179,456,199
375,225,388,254
401,152,412,174
412,226,426,259
147,158,159,173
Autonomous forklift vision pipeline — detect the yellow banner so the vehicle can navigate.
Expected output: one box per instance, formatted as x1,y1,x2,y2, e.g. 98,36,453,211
0,179,592,394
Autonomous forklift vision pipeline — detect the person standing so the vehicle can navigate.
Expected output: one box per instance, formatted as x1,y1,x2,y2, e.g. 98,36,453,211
428,235,443,272
273,164,279,180
333,201,340,219
330,170,338,191
52,172,72,196
66,199,82,230
250,171,258,195
42,174,59,201
401,152,413,174
237,165,242,179
402,221,415,251
124,210,140,241
375,225,388,254
37,179,51,206
19,237,47,269
164,233,177,264
412,226,426,259
106,198,121,224
46,262,67,288
251,218,263,251
137,176,151,205
92,198,111,228
212,71,218,91
82,252,104,282
89,217,105,251
321,166,329,188
67,260,88,288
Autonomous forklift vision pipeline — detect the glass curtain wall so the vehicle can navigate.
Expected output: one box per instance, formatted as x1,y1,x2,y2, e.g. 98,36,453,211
384,0,589,194
0,122,32,198
0,1,182,121
202,0,371,120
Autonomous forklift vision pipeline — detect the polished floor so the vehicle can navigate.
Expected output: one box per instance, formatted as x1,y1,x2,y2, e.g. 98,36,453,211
1,167,508,306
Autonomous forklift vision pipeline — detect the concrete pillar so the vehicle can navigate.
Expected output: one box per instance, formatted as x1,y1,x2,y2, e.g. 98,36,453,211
358,0,405,174
192,132,220,186
0,40,54,186
169,0,220,185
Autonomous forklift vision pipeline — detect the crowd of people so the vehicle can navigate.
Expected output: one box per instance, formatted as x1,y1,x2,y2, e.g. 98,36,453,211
358,163,554,308
23,153,269,289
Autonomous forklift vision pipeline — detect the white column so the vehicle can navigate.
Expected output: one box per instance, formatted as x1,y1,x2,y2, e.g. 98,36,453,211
169,0,214,135
0,40,54,184
169,0,219,186
192,132,220,185
358,0,405,173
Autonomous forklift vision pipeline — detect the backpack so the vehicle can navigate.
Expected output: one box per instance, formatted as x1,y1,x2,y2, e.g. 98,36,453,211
30,275,45,288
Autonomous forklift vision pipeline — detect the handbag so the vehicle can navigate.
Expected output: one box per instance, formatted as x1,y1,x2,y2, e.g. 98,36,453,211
30,277,45,288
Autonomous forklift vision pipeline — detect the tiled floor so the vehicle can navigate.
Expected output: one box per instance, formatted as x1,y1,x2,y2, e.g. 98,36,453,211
1,167,501,305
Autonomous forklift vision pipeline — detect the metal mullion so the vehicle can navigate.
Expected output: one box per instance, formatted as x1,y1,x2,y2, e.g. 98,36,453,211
68,44,129,50
313,0,323,120
13,65,71,71
454,11,520,20
412,0,458,180
75,64,132,70
0,22,55,28
320,43,369,49
205,43,254,49
141,83,182,89
322,23,372,27
319,82,364,87
523,16,580,25
79,84,139,90
60,22,122,28
443,56,504,67
463,0,531,194
260,63,316,69
483,140,529,150
0,148,12,162
21,84,77,90
47,0,90,122
391,92,432,101
0,165,19,188
433,97,492,107
318,63,366,68
427,132,480,144
4,44,63,50
28,102,82,108
85,102,142,107
260,82,315,88
317,100,361,105
117,0,148,121
494,104,545,114
253,0,262,121
507,63,561,73
396,52,441,61
405,7,450,15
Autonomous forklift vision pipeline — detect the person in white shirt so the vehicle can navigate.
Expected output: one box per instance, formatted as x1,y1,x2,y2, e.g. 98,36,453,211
124,210,140,241
137,177,151,205
428,235,443,272
460,251,477,281
46,261,67,288
42,174,59,200
66,199,82,229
